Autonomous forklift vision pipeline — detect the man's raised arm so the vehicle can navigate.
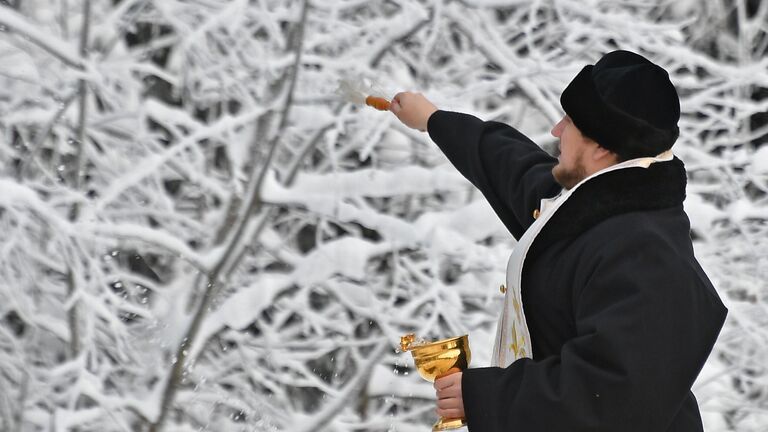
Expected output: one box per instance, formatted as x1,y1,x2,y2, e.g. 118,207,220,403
390,92,559,238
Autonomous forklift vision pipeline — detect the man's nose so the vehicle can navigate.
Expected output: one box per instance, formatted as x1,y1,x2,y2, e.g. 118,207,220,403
551,120,562,137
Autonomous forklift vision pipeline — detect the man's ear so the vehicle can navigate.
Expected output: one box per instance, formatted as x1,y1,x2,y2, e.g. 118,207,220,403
591,144,619,164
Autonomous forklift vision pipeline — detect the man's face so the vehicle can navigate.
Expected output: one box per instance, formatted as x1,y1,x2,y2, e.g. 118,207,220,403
550,115,590,189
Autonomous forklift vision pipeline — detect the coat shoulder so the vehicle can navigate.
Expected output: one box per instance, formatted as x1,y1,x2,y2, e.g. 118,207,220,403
561,207,698,290
577,206,691,251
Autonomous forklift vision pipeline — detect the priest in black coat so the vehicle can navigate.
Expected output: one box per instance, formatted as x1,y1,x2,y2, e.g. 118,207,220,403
389,50,727,431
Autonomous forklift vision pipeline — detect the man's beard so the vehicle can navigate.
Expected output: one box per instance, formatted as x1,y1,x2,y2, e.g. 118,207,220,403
552,159,587,190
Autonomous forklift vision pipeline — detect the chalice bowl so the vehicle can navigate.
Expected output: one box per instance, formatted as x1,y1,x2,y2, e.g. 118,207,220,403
400,333,471,431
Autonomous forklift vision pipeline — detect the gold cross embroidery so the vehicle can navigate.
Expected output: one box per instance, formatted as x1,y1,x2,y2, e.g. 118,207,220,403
512,293,522,316
508,321,529,359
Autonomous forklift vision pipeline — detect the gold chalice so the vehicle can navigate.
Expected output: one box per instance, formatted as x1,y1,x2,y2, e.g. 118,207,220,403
400,333,471,431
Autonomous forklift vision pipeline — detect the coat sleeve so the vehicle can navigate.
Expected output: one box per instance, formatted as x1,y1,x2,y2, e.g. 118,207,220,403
461,228,727,432
427,110,560,239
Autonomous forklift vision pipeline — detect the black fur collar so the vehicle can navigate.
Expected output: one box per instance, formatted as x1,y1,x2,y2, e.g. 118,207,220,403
527,157,687,261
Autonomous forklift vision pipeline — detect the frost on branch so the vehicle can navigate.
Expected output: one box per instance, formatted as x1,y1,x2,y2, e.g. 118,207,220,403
0,0,766,431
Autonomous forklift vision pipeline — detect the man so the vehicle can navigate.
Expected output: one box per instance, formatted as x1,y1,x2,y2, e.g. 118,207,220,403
389,50,727,431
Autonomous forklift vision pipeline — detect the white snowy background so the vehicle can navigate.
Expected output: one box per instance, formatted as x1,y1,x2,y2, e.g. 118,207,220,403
0,0,766,431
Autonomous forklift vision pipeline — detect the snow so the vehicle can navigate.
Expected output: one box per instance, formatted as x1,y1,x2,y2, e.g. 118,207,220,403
0,39,39,81
331,279,378,310
295,236,381,285
415,199,509,243
752,146,768,173
0,5,86,69
684,193,726,238
79,222,209,271
1,1,766,431
189,274,290,360
367,364,433,399
263,165,469,201
727,198,768,223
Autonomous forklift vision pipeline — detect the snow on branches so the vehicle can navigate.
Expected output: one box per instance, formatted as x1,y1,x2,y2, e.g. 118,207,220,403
0,0,766,430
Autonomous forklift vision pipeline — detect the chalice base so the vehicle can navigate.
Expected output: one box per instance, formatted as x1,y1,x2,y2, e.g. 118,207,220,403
433,416,466,431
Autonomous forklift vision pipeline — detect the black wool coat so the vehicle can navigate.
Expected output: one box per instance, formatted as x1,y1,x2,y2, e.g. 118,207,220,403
427,110,727,432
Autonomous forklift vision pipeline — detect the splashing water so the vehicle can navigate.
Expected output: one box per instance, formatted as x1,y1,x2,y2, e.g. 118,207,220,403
336,77,391,110
336,79,367,105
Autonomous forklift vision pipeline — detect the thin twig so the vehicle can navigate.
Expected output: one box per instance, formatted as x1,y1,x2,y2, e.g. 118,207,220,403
148,2,311,430
65,0,91,361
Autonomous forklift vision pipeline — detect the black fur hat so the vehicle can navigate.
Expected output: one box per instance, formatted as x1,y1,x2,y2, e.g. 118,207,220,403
560,50,680,160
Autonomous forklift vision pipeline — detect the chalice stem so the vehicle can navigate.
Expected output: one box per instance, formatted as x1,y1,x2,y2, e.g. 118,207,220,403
433,416,467,431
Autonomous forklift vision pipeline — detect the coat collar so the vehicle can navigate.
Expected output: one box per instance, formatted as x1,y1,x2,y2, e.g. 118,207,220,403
527,157,687,261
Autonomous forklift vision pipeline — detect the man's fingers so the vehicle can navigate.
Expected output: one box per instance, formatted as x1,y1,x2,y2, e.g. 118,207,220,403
390,92,411,115
434,378,456,393
433,371,465,420
436,395,462,409
436,395,465,418
392,92,408,105
436,407,464,419
434,377,452,391
434,371,461,391
388,91,435,131
390,98,401,114
436,385,461,400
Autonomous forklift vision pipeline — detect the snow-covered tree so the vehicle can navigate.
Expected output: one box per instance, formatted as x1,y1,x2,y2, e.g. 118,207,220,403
0,0,765,430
